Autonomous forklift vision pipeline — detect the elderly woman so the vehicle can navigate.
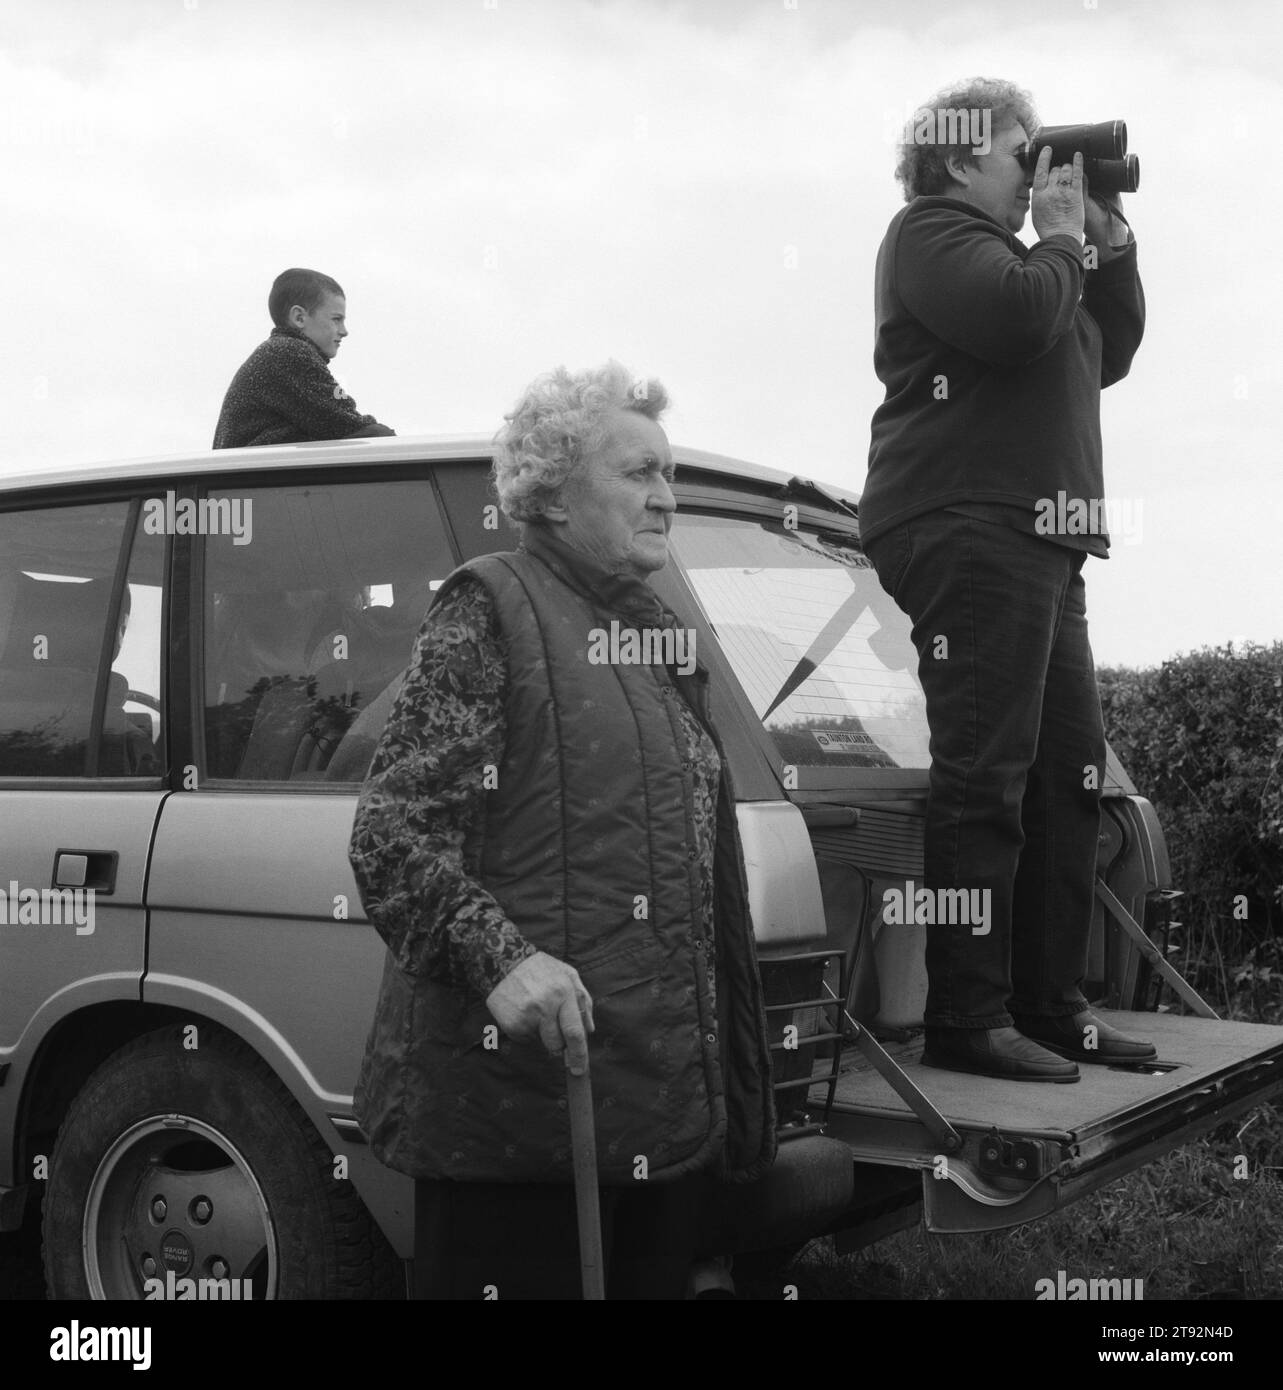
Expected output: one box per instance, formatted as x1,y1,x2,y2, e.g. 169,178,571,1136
348,362,776,1300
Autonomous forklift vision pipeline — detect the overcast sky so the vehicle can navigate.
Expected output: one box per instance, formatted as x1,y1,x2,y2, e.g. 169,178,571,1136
1,0,1279,668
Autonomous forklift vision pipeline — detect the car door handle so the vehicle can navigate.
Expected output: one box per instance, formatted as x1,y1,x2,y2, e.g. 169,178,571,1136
53,850,119,895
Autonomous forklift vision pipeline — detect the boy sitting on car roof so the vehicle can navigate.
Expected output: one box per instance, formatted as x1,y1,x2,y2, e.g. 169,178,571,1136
213,267,395,450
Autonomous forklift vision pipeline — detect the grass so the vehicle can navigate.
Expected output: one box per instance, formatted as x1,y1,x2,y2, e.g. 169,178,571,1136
776,1117,1283,1300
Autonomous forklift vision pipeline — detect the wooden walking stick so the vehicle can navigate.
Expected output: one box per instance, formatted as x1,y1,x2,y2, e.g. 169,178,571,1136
565,1051,605,1300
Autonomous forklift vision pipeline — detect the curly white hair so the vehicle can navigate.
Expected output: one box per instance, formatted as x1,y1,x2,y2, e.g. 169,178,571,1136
492,361,670,523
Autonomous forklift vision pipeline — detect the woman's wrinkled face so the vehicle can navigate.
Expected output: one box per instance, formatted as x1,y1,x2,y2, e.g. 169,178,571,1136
553,408,676,578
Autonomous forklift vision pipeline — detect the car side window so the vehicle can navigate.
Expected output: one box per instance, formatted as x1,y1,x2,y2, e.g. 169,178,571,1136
200,478,455,783
0,500,162,777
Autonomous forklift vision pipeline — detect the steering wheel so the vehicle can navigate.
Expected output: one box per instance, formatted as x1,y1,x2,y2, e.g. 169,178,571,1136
125,689,161,712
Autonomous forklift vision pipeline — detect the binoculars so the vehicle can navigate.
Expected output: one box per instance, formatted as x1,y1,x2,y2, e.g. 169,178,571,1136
1017,119,1140,194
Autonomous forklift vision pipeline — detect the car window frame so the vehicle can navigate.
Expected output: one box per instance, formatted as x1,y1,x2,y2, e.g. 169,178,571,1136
185,461,464,794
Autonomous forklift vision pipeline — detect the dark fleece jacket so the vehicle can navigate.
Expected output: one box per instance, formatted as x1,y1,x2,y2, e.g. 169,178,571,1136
212,325,394,449
859,196,1144,546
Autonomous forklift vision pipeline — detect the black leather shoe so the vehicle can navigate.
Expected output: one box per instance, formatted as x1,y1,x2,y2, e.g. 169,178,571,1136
922,1026,1080,1082
1011,1010,1157,1064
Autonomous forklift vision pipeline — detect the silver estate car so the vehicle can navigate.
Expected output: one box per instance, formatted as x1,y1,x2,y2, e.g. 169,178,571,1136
1,435,1280,1298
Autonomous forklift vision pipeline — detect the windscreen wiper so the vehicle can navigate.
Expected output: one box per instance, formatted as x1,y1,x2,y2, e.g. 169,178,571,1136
774,476,860,524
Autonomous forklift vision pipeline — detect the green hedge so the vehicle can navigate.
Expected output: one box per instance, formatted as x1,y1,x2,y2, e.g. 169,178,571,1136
1098,643,1283,988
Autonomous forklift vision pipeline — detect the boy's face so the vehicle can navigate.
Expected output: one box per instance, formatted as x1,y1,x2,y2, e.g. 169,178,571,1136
292,291,348,359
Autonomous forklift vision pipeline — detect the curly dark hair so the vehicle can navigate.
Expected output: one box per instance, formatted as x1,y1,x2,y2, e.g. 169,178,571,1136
895,77,1038,201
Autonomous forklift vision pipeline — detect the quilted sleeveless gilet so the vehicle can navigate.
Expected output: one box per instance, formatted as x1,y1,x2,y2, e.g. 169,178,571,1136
355,543,775,1184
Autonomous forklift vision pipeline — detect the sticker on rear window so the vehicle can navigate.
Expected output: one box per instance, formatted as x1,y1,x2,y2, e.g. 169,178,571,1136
813,730,877,751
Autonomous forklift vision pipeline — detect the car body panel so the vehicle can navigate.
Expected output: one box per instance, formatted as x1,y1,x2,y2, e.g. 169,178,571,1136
0,791,163,1189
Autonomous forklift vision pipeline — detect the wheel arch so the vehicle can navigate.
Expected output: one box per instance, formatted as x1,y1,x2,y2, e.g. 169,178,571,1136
14,997,413,1262
15,1001,191,1192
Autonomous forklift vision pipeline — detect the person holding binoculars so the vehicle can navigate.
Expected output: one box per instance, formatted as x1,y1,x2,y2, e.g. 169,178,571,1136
860,78,1154,1083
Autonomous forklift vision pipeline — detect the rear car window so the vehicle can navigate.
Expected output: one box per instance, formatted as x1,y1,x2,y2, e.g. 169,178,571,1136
669,512,930,769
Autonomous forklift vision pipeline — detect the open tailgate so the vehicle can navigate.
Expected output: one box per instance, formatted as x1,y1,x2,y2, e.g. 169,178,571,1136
813,1009,1283,1232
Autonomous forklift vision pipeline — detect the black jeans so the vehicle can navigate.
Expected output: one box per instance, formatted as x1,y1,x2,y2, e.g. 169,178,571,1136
863,511,1106,1028
413,1176,703,1300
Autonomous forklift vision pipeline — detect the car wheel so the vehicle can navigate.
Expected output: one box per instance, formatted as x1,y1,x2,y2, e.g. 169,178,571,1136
42,1023,402,1299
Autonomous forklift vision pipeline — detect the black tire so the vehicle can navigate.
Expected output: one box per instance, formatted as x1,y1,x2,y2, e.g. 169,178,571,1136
42,1023,402,1299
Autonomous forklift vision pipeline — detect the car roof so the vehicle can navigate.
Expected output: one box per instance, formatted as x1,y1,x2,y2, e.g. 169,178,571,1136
0,433,861,508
